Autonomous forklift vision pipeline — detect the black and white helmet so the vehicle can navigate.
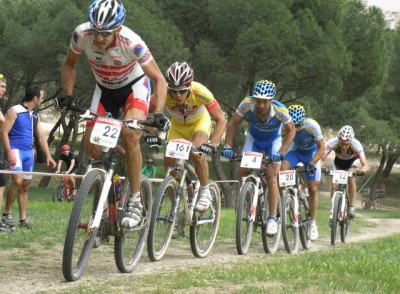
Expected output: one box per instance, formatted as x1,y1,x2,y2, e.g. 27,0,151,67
165,62,194,87
338,125,354,143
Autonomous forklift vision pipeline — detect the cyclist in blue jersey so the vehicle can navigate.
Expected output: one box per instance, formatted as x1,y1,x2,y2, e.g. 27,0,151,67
280,105,325,241
223,80,295,235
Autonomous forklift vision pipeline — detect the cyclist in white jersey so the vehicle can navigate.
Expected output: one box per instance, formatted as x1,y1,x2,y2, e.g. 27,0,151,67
59,0,169,228
322,125,369,218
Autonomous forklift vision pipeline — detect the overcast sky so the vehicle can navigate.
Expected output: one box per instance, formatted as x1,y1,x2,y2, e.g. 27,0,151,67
367,0,400,12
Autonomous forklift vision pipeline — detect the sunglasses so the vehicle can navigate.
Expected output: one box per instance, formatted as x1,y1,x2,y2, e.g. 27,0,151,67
339,139,350,146
91,28,114,37
168,87,190,95
295,123,303,128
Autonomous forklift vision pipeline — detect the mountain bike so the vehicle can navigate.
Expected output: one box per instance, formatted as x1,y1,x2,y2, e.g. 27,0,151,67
322,168,360,246
147,138,221,261
361,198,381,210
53,173,72,202
226,152,281,255
62,110,155,281
279,165,311,254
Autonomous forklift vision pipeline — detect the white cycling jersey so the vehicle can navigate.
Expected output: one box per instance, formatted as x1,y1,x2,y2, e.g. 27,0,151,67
325,137,365,160
70,22,153,89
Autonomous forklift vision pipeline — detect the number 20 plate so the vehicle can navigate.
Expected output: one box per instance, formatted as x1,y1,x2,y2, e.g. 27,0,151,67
165,139,193,160
90,117,123,148
279,170,296,187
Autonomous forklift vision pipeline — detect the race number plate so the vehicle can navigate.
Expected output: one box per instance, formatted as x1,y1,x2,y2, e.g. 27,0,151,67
332,170,348,184
90,117,123,148
165,139,193,160
279,170,296,187
240,152,263,169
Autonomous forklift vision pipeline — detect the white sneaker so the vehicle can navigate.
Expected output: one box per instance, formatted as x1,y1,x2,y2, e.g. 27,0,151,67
310,220,319,241
266,218,278,235
195,188,212,213
121,198,143,228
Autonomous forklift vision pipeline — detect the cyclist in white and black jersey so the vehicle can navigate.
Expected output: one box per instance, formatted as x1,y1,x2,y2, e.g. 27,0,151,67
322,125,369,218
59,0,169,229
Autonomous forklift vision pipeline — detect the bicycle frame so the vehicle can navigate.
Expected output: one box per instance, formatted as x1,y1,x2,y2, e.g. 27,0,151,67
331,185,347,222
240,173,263,222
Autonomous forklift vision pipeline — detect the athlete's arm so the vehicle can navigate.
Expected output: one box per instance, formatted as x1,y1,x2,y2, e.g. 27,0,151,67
312,138,325,164
61,49,81,96
56,160,63,173
35,121,56,168
141,60,167,113
225,112,242,147
359,155,369,173
280,121,295,155
1,109,17,165
208,103,227,147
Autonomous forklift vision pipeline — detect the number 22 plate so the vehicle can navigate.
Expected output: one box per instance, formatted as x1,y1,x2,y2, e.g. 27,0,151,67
90,117,123,148
165,139,193,159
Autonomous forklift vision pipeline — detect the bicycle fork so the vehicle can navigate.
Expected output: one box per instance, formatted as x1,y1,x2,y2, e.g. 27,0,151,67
91,168,114,230
249,178,261,222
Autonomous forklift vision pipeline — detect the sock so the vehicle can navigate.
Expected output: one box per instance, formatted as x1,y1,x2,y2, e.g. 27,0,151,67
267,215,277,221
130,192,141,201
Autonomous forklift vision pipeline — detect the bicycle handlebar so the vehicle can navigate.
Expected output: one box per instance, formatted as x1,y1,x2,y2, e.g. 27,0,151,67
221,152,272,163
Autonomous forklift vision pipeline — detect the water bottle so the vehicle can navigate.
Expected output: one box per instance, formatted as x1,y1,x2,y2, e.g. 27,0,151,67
113,174,124,210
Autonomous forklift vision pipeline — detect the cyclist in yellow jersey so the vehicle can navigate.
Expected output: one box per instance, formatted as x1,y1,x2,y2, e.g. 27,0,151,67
149,62,226,212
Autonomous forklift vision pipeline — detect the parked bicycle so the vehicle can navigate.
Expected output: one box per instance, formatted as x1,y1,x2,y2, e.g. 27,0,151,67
223,152,281,255
146,138,221,261
279,165,311,254
322,168,362,246
62,109,155,281
361,198,381,210
53,173,73,202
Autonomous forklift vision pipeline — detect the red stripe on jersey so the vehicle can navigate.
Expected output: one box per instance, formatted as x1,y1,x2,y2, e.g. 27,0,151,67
89,62,136,77
205,100,219,111
88,59,136,70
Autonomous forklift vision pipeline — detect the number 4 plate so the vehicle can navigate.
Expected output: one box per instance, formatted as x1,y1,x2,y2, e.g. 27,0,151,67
90,117,123,148
279,170,296,187
165,139,193,160
240,152,263,169
333,170,348,184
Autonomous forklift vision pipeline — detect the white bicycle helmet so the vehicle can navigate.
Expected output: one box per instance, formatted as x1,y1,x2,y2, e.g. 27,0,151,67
165,62,194,87
338,125,354,143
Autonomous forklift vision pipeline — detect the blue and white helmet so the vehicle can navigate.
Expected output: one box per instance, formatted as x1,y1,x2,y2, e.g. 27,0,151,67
252,80,276,99
288,105,306,125
88,0,126,30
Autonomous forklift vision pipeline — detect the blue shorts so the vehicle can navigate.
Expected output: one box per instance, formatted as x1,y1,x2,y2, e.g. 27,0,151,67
242,133,282,164
284,148,321,181
11,149,34,180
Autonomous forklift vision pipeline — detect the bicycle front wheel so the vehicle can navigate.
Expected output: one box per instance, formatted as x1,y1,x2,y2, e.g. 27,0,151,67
115,175,152,273
147,176,178,262
331,191,342,246
235,182,255,255
53,183,65,202
298,192,311,250
62,169,104,281
262,187,282,254
340,196,350,243
190,181,221,258
281,191,299,254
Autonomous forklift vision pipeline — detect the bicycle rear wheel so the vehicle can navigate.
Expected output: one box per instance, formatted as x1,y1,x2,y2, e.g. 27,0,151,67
331,191,342,246
235,182,255,255
281,191,299,254
53,183,65,202
115,175,152,273
298,192,311,250
190,181,221,258
340,196,350,243
62,169,104,281
147,176,178,262
262,187,281,254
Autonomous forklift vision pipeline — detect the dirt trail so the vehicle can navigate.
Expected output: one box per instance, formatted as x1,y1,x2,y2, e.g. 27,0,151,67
0,208,399,294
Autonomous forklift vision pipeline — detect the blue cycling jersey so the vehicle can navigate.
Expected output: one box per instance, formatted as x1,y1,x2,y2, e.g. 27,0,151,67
287,117,323,152
8,104,38,150
236,97,291,141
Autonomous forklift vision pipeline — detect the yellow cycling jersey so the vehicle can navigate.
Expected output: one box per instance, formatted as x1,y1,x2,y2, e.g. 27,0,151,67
165,81,219,125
